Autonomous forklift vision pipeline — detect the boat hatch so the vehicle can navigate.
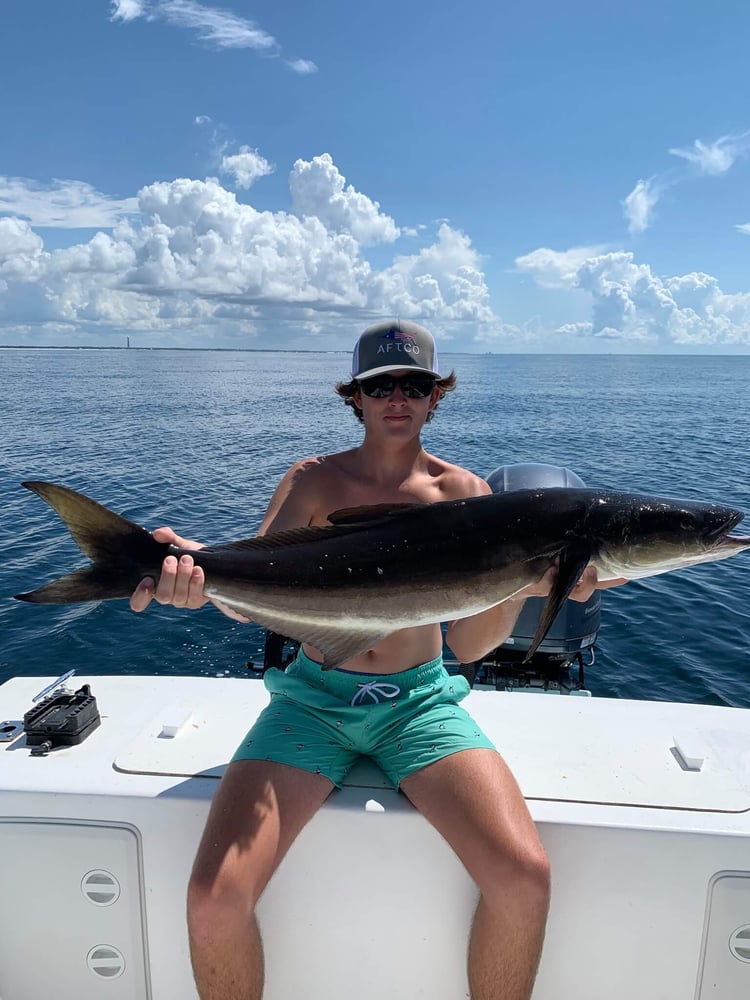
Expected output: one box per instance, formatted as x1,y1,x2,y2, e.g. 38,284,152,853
467,691,750,813
112,681,750,812
114,680,392,789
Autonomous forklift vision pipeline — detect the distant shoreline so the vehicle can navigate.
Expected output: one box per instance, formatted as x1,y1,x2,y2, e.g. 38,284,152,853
0,345,344,353
2,345,749,357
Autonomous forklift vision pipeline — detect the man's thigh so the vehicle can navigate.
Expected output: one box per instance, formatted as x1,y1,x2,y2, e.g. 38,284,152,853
191,759,335,901
400,748,546,890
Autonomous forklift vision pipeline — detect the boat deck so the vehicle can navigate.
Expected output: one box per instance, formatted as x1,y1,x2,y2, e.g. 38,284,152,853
1,674,749,999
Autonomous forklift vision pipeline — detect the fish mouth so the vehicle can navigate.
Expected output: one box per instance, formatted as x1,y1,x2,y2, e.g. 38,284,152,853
706,510,746,544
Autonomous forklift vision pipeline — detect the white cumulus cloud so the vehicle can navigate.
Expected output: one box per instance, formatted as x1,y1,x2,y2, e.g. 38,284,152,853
219,147,274,189
0,153,494,339
518,246,750,345
368,224,493,321
290,153,399,246
515,245,608,289
0,217,43,260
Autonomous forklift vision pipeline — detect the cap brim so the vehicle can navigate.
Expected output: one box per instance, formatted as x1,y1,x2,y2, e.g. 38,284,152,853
355,363,441,380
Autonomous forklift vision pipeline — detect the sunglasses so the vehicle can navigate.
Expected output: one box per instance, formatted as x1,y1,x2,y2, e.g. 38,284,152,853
357,373,437,399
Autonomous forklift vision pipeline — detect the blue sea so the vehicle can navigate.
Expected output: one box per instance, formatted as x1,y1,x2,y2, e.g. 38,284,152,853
1,348,749,707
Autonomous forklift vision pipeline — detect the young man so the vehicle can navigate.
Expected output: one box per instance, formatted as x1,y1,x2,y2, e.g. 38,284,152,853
130,319,622,1000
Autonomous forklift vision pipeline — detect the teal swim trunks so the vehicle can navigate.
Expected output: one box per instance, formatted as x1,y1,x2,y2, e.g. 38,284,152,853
231,649,495,788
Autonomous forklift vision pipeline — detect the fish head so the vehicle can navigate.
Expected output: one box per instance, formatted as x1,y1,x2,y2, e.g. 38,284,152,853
591,494,749,578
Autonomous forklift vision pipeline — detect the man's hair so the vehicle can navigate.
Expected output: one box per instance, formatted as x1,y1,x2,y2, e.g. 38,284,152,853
334,371,457,423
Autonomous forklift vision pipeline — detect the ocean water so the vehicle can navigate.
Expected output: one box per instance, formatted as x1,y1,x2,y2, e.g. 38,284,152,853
1,348,749,708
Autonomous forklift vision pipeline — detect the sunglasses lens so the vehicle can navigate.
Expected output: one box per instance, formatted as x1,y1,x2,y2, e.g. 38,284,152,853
360,375,435,398
403,378,435,397
360,378,392,398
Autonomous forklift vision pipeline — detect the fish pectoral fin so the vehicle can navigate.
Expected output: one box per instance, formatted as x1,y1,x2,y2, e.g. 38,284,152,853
316,630,394,671
291,626,393,671
524,545,591,662
226,601,392,672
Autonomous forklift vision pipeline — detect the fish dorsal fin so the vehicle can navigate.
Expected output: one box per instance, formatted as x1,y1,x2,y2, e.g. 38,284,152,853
328,502,427,526
203,522,357,555
204,503,427,552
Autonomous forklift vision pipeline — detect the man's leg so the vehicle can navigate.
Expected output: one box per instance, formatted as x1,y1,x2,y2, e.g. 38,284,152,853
187,759,334,1000
400,748,550,1000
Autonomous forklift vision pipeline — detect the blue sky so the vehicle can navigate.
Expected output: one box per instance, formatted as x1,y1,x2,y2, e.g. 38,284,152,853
2,1,750,353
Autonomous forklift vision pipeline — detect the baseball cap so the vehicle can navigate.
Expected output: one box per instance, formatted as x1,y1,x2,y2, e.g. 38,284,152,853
352,320,441,380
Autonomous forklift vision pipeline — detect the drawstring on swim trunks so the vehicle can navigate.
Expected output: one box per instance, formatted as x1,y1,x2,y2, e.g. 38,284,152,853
350,681,402,706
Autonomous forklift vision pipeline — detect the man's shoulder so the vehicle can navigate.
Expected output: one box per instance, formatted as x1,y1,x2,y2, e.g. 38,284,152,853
427,456,491,501
284,455,326,478
285,450,355,482
279,452,359,507
262,453,357,533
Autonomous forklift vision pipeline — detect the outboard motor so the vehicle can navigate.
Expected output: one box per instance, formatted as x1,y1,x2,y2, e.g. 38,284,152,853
463,463,601,695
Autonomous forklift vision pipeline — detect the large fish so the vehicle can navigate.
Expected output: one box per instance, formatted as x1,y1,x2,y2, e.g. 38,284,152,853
14,481,750,669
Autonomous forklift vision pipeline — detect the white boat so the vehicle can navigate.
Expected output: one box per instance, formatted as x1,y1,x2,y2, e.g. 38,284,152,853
1,667,749,999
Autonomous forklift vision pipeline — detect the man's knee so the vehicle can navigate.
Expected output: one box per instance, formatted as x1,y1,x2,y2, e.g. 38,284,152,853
481,839,551,914
187,861,258,945
520,842,551,902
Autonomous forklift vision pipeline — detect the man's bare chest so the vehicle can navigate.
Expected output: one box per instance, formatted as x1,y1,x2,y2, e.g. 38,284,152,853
317,476,445,524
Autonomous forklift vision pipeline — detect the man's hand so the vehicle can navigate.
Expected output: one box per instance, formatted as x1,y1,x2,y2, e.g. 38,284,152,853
129,527,209,612
520,565,628,602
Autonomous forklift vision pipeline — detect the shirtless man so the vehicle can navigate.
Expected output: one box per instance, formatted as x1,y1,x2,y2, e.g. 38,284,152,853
130,319,621,1000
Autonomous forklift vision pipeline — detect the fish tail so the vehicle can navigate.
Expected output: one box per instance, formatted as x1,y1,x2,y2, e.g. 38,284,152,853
14,481,168,604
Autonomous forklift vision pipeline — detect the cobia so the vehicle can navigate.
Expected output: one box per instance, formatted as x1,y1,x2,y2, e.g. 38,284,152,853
14,481,750,669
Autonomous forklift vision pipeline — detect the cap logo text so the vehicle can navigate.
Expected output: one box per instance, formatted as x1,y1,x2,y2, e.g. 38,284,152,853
377,330,419,355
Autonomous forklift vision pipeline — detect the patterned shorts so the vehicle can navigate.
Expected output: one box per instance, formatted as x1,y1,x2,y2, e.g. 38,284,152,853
231,648,495,788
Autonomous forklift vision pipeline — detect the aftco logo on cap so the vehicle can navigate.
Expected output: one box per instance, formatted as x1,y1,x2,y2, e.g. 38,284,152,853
377,328,420,356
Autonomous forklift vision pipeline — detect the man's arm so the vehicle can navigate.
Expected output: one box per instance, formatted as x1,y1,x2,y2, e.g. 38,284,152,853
445,566,603,664
256,458,324,535
129,459,323,616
